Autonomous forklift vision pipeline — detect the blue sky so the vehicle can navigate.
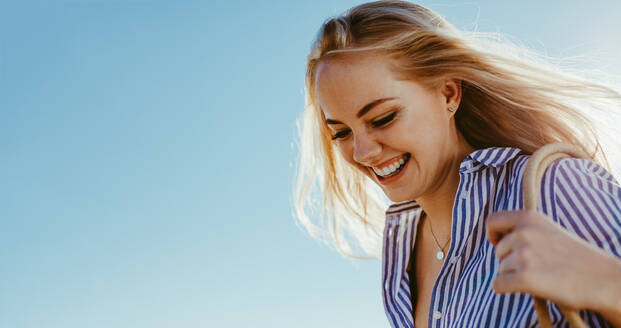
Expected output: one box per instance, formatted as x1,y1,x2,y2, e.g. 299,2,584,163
1,1,620,327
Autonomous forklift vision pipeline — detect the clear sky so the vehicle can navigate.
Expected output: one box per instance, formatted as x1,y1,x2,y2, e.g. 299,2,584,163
1,1,620,327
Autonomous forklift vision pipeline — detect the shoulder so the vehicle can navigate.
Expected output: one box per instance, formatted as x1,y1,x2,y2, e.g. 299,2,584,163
546,157,620,194
540,156,621,210
471,146,620,200
541,157,621,253
488,149,621,256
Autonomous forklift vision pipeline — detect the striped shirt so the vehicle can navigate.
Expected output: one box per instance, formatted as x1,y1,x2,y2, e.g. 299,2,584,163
381,146,621,328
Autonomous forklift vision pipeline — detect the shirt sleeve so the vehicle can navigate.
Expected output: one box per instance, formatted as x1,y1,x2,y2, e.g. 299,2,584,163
546,157,621,258
540,157,621,327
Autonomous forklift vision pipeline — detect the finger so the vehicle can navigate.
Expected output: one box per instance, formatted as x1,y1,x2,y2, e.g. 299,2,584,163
492,271,525,294
497,247,522,274
486,211,521,246
494,231,521,261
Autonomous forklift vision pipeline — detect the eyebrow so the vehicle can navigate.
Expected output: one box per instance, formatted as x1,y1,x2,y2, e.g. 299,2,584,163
325,97,398,125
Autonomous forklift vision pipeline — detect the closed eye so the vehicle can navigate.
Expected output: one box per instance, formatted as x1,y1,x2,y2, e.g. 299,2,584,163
331,129,351,140
371,112,397,128
330,109,400,141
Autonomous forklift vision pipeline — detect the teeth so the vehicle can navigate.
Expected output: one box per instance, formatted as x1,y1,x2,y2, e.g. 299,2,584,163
373,154,409,177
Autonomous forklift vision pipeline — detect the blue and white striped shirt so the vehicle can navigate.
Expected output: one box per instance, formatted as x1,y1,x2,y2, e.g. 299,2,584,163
381,146,621,328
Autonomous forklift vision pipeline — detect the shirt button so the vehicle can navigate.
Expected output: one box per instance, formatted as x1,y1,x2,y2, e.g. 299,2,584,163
433,311,442,320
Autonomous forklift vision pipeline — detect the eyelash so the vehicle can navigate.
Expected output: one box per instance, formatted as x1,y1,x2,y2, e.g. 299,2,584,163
330,111,398,140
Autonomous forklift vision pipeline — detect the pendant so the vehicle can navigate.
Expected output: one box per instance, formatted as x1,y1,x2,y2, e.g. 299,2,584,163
436,251,444,260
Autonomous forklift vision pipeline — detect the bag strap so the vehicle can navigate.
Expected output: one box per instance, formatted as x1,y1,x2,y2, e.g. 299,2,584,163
522,142,588,328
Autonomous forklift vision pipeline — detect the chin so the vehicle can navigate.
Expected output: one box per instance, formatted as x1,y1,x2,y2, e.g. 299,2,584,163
383,189,414,203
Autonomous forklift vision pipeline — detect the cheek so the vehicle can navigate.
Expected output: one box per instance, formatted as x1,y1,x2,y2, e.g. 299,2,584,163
335,142,355,166
336,142,352,158
401,112,446,146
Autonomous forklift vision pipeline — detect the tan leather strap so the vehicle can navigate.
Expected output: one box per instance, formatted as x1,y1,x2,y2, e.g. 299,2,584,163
522,142,588,328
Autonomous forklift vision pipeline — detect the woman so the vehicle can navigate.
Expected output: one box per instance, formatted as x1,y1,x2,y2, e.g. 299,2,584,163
294,1,621,327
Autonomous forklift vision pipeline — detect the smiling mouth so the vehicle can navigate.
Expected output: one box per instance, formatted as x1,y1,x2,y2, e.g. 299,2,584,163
373,153,411,180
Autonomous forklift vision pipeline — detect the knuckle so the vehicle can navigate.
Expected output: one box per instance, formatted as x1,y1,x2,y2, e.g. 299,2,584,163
517,245,532,264
514,229,531,244
495,243,506,258
514,272,528,289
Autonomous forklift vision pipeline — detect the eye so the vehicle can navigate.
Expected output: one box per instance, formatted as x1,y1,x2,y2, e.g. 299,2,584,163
330,109,400,141
371,111,397,128
331,129,351,140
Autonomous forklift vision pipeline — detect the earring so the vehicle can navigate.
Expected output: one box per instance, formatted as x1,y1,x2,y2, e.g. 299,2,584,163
448,105,457,112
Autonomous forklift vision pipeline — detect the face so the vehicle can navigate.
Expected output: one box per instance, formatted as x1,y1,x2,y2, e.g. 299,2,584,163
315,53,462,202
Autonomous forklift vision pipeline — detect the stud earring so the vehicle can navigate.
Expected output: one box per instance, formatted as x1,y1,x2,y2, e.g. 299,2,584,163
448,105,457,112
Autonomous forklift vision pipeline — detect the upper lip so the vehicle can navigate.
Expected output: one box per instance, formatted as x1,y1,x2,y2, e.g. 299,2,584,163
371,154,407,170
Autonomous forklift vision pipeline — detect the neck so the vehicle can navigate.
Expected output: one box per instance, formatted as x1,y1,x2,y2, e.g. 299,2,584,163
416,126,475,242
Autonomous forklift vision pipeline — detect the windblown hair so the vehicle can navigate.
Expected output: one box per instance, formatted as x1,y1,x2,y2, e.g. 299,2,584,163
293,0,621,259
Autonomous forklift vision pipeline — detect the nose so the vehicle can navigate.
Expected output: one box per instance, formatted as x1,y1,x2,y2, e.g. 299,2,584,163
352,131,382,165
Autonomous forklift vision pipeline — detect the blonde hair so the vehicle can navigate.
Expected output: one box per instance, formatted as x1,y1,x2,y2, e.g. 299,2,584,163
293,0,621,259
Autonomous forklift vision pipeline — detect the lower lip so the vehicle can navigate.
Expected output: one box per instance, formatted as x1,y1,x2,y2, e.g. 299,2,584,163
374,156,410,185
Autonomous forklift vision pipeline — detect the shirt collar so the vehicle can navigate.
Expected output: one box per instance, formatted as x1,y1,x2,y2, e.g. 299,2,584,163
385,199,420,215
460,146,525,173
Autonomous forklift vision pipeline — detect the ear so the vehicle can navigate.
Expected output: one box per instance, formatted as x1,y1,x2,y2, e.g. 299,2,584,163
441,78,462,117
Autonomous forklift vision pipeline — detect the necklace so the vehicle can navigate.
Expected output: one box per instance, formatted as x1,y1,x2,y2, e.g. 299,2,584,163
426,212,451,260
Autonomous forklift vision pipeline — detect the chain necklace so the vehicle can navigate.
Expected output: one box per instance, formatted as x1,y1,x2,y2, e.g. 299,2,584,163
425,212,451,260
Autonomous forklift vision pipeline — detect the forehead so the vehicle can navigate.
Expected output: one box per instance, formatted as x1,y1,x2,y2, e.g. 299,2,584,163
315,53,400,119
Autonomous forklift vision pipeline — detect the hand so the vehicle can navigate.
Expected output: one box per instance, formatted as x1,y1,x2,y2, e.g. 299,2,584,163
485,209,621,312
